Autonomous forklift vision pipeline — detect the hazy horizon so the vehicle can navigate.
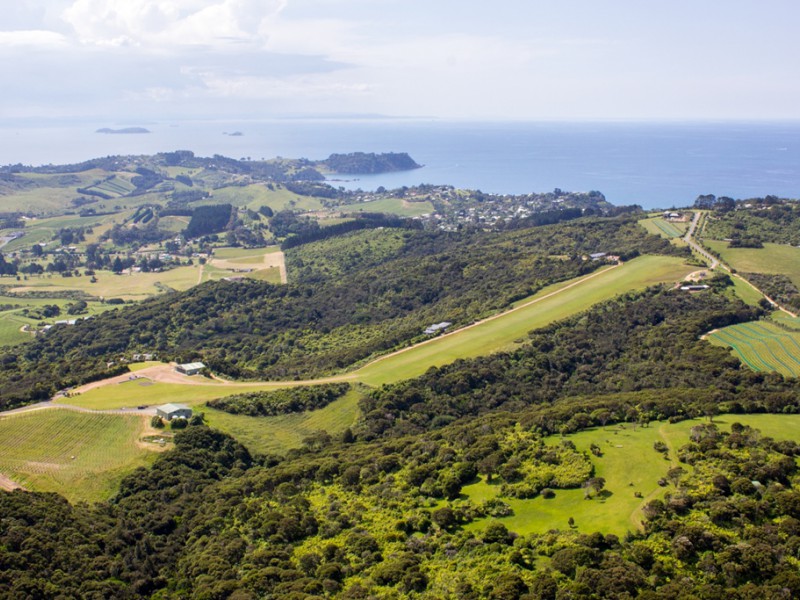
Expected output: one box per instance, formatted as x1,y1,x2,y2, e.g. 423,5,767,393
3,1,800,123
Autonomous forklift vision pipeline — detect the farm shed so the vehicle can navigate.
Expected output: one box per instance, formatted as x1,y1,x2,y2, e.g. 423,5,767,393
176,362,205,376
156,403,193,421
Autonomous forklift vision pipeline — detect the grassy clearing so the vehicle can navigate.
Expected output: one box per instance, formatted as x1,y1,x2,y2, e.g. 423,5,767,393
706,321,800,377
355,255,695,386
463,414,800,537
0,409,160,503
204,387,362,455
705,241,800,288
56,376,333,411
337,197,434,217
213,246,280,260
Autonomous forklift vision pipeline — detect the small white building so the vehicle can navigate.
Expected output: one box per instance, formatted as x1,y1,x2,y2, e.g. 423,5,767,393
156,403,193,421
424,322,452,335
176,362,206,376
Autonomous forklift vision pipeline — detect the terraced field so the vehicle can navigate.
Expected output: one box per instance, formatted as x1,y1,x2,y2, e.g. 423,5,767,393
707,320,800,377
0,409,162,503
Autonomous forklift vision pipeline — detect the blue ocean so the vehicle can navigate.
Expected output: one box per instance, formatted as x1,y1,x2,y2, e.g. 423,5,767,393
2,119,799,209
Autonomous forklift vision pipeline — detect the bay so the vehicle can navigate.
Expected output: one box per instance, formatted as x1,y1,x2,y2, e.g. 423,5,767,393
1,119,799,209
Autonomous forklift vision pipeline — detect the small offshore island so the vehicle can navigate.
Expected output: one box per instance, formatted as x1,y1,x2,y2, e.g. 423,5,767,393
95,127,151,134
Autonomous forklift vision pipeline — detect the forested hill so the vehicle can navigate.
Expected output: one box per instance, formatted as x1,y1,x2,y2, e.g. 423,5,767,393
321,151,421,174
0,215,684,408
4,285,800,598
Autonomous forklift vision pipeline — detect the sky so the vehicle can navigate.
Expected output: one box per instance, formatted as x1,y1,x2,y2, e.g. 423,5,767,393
3,0,800,122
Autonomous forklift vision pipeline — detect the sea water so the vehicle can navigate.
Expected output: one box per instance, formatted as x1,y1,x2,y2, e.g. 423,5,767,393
1,119,799,209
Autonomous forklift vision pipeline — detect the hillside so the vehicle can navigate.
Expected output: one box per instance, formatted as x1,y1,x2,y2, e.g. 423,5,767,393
0,215,685,408
3,204,800,598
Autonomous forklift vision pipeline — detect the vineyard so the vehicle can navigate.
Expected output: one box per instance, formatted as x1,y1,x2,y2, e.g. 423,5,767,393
0,409,161,503
707,320,800,377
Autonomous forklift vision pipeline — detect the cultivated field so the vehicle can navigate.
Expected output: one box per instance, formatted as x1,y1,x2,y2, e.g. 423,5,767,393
707,320,800,377
464,414,800,537
0,409,162,503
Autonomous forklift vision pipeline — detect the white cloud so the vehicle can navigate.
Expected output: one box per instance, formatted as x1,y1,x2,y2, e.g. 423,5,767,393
0,30,69,47
61,0,287,48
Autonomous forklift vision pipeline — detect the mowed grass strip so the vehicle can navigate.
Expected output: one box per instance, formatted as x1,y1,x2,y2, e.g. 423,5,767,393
354,255,695,386
463,414,800,537
639,217,686,239
0,409,159,503
707,321,800,377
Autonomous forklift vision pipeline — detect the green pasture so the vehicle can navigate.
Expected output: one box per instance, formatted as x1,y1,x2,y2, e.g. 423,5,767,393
338,197,434,217
354,255,695,386
464,414,800,537
243,268,282,283
639,216,687,239
0,296,117,348
730,275,766,306
207,184,324,212
204,387,362,455
706,320,800,377
0,409,159,503
705,241,800,288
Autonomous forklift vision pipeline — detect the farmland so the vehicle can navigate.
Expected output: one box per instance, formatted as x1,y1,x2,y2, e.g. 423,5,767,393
0,409,162,503
705,240,800,288
706,320,800,377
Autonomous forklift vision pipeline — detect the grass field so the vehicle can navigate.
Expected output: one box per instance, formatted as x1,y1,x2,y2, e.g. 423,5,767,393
337,197,434,217
204,387,363,455
56,375,339,411
706,320,800,377
464,414,800,537
9,266,203,300
0,409,161,503
639,216,688,239
705,240,800,288
730,275,766,306
355,255,695,386
212,246,281,260
0,296,118,348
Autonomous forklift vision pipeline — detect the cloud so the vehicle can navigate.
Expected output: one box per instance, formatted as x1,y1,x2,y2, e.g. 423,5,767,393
0,30,69,47
61,0,287,48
